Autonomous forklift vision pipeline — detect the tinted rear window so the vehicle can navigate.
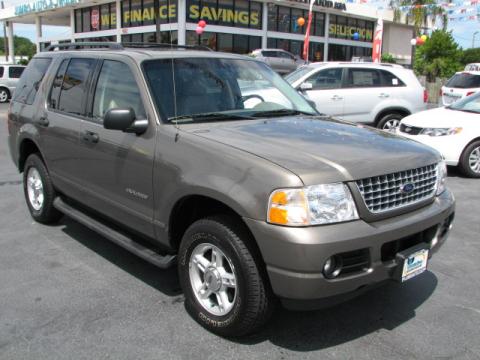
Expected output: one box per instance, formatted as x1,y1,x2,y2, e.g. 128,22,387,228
12,58,52,105
262,51,281,58
9,66,25,78
446,73,480,89
0,66,4,77
57,58,95,115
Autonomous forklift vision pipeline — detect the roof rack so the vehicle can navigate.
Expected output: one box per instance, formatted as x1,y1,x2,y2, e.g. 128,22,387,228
45,42,123,51
44,42,213,52
122,42,214,51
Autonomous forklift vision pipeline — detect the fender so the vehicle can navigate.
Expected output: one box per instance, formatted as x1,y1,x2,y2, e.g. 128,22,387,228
15,123,43,171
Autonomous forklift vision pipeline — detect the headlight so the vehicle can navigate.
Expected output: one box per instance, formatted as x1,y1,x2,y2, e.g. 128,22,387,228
421,127,462,136
267,183,359,226
436,160,447,195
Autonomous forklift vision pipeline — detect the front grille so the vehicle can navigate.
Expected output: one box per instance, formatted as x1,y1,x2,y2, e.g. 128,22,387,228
400,123,423,135
356,164,438,214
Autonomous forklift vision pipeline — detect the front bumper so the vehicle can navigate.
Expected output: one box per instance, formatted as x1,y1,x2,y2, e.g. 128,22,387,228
244,189,455,310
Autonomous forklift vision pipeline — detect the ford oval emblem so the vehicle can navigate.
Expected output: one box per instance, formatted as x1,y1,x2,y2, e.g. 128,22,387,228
401,183,415,194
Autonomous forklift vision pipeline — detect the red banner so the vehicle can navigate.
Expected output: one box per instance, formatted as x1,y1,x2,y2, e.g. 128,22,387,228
372,18,383,63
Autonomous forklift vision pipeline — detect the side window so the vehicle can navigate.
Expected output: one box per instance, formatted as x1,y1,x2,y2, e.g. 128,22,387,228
49,59,69,110
380,70,405,87
345,68,381,88
279,52,294,60
306,68,343,90
57,58,95,115
0,67,4,77
12,58,52,105
9,66,25,79
262,51,278,58
92,60,146,121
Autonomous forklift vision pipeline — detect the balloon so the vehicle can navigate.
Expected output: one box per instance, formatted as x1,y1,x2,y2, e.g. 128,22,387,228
416,37,425,45
195,26,204,35
353,32,359,40
410,38,417,46
421,34,427,42
297,17,305,27
198,20,207,28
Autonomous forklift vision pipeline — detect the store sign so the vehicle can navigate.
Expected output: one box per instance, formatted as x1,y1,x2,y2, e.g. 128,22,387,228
91,8,100,30
329,25,373,41
15,0,80,16
188,4,260,26
123,4,176,25
291,0,347,11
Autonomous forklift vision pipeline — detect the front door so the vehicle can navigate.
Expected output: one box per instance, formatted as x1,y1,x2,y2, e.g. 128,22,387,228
76,59,156,238
301,67,345,117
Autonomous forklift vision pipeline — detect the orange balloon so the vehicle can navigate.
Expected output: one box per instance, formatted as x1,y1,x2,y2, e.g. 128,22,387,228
297,17,305,27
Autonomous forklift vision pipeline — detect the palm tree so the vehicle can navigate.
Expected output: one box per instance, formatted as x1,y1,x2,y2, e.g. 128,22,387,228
391,0,447,35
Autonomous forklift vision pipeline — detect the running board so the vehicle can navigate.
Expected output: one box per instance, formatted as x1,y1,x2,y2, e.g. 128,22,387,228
53,197,176,269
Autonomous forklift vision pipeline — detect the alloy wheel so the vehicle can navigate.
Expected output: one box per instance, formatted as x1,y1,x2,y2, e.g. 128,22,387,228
382,119,401,132
189,243,237,316
469,146,480,174
26,167,44,211
0,90,8,103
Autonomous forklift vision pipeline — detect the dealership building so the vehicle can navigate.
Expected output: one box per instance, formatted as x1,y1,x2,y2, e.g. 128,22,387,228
0,0,414,64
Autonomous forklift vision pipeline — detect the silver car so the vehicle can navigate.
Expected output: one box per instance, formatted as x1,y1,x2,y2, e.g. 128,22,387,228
0,64,26,103
250,49,299,74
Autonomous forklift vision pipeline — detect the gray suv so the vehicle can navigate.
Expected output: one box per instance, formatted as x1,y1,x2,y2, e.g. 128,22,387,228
0,64,26,102
8,43,455,337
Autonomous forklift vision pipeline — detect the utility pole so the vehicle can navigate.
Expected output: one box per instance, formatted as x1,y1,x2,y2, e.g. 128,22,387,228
1,1,8,62
473,31,479,49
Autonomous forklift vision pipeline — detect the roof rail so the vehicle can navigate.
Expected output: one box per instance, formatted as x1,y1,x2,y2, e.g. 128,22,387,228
121,42,214,51
45,42,123,51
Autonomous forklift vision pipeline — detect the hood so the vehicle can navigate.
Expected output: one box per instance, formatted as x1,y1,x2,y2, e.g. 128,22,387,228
182,116,441,185
402,107,479,128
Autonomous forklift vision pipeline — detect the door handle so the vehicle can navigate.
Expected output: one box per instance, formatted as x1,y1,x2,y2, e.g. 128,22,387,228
37,117,49,127
379,93,390,98
331,95,343,101
82,130,99,143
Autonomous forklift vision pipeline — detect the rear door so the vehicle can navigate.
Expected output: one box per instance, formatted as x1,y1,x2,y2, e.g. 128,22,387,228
42,57,96,199
301,67,345,117
341,67,383,123
76,58,156,238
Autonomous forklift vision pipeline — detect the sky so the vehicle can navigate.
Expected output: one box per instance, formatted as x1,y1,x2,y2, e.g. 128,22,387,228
1,0,479,49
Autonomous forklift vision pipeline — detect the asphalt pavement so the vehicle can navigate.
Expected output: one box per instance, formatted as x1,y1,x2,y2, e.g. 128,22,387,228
0,102,479,360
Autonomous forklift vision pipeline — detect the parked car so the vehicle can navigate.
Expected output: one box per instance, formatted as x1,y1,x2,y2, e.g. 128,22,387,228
285,62,428,130
250,49,299,74
398,92,480,178
0,64,26,103
440,70,480,106
8,43,455,337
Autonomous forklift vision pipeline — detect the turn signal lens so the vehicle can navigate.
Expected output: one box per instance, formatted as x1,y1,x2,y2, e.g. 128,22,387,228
267,189,309,226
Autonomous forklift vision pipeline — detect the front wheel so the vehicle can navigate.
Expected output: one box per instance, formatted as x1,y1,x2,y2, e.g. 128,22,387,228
459,141,480,178
178,216,274,337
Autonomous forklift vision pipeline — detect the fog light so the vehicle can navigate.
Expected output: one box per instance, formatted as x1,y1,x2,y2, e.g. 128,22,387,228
323,255,342,279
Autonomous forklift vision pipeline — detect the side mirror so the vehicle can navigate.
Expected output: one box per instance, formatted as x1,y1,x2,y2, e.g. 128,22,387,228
299,82,313,91
103,108,148,134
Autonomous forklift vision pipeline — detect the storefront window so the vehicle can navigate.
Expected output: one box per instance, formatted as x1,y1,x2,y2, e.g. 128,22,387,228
187,31,261,54
75,9,82,33
290,8,304,34
329,15,374,42
277,6,290,33
187,0,261,29
267,3,277,31
122,31,177,43
328,44,372,61
313,12,325,37
268,4,325,36
267,38,323,62
82,7,91,32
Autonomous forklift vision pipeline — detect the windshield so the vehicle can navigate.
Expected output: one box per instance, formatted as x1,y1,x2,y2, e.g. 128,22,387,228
143,58,317,123
284,65,317,84
445,73,480,89
448,92,480,114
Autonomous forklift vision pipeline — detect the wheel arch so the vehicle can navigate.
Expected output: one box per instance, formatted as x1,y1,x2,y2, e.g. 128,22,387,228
18,137,44,173
374,107,411,126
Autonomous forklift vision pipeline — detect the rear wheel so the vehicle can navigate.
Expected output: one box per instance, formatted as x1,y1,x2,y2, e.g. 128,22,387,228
23,154,62,223
459,141,480,178
377,113,405,132
0,88,9,103
178,216,274,337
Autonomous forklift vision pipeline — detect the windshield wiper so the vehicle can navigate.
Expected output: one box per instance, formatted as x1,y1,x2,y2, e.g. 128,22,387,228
168,112,254,123
250,109,316,118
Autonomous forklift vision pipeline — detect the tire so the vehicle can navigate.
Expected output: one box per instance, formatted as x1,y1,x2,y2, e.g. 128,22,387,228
23,153,63,224
377,113,405,132
0,88,9,103
459,141,480,178
178,216,275,337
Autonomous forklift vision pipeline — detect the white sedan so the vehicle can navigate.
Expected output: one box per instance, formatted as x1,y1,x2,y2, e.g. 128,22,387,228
398,92,480,178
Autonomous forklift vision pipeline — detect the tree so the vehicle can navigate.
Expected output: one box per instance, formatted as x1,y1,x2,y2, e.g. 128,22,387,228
0,36,36,59
414,30,463,81
381,53,397,63
391,0,447,35
459,48,480,66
